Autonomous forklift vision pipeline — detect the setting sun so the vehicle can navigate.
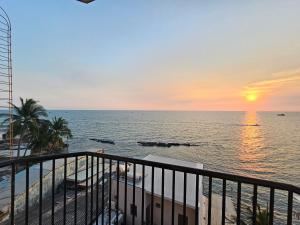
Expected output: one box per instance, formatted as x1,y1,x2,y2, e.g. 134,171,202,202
245,93,258,102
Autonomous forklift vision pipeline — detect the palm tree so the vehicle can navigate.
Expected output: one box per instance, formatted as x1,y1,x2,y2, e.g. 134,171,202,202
1,97,73,156
25,119,51,156
1,98,47,157
27,117,72,155
48,117,72,152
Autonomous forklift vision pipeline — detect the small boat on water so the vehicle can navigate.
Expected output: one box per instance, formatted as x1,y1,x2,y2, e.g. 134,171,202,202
277,113,286,116
239,124,260,127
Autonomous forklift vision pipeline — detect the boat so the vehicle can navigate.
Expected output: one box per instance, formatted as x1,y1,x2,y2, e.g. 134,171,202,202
277,113,286,116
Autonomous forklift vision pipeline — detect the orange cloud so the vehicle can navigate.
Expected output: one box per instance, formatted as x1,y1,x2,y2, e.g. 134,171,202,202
242,70,300,100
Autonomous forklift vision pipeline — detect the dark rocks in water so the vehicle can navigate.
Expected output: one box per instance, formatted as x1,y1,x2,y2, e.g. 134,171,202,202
137,141,199,148
137,142,171,147
168,142,180,146
137,141,157,147
90,138,99,142
181,143,192,146
89,138,115,145
157,142,171,147
100,139,115,145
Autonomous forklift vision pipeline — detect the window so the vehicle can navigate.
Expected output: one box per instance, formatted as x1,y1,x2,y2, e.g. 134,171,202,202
130,204,137,217
155,203,161,208
178,214,188,225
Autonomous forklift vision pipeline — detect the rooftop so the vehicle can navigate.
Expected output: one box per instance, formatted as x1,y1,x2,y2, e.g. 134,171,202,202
127,154,203,208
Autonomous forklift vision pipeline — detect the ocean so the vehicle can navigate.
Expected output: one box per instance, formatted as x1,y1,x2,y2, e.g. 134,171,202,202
0,110,299,224
48,110,300,187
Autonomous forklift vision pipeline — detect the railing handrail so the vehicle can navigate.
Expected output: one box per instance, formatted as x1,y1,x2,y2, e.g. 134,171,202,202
1,151,300,195
89,152,300,194
0,151,87,167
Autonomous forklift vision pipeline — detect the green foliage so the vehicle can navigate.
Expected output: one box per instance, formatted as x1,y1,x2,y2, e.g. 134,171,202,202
0,97,72,157
228,203,269,225
246,204,270,225
33,118,72,155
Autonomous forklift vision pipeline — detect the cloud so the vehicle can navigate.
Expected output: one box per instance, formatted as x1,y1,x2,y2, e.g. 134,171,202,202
243,69,300,97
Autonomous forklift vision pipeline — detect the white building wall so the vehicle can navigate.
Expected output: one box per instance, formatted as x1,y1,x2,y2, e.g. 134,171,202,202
146,194,196,225
111,179,144,225
112,179,203,225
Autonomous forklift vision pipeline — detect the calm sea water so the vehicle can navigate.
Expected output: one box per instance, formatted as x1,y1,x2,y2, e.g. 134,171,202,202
48,110,300,187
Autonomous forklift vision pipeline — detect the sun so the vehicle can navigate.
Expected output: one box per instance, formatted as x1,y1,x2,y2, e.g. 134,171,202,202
245,93,258,102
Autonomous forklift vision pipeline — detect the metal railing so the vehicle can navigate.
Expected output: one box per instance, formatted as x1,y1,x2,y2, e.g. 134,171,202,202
0,151,299,225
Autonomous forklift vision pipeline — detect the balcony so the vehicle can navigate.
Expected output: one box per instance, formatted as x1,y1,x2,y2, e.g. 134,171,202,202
0,151,299,225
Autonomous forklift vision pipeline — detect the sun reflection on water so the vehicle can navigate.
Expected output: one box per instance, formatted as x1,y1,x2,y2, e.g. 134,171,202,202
238,112,272,176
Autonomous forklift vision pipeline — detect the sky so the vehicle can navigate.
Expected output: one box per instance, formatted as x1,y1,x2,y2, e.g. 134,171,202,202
1,0,300,111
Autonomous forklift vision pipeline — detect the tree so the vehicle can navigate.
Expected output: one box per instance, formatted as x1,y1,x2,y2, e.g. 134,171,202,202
48,117,72,152
26,119,51,155
1,97,47,157
27,117,72,155
1,98,72,157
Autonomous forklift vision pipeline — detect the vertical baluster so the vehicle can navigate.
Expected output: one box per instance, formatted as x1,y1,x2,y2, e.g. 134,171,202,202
52,159,55,225
124,162,128,225
91,156,94,222
287,191,293,225
171,170,175,225
161,168,164,225
101,158,105,225
10,163,15,225
142,165,145,225
75,156,78,225
96,157,99,225
208,177,212,225
25,162,29,225
269,188,274,225
253,185,257,225
222,179,226,225
63,158,67,225
195,174,199,225
132,163,136,225
85,155,88,225
109,159,112,224
39,161,43,225
236,182,241,225
116,161,119,225
151,166,154,225
183,172,187,225
10,155,298,225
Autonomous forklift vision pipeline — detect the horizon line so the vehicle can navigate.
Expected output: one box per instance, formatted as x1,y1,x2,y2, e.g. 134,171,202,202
45,108,300,112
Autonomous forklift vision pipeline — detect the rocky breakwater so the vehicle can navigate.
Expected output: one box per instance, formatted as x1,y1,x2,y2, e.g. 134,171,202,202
137,141,200,148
